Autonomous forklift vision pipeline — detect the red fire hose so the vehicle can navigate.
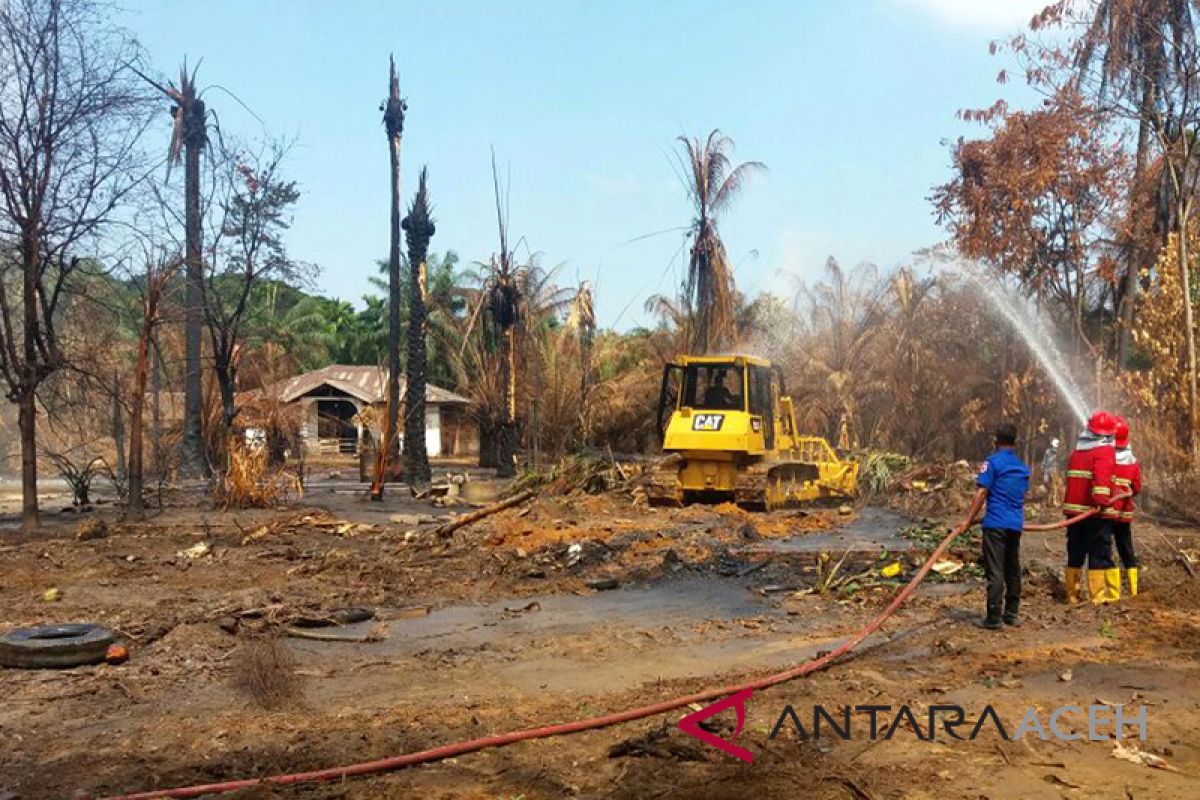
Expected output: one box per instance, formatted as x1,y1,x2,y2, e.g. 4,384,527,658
101,505,1107,800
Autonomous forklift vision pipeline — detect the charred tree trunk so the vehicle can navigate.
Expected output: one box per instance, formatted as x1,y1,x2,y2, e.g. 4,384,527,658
496,324,518,477
112,373,127,481
214,356,238,435
1179,206,1198,458
478,419,501,468
373,56,406,500
18,389,38,529
181,88,207,478
1117,79,1156,369
402,168,434,488
129,320,153,520
151,337,163,477
18,228,40,529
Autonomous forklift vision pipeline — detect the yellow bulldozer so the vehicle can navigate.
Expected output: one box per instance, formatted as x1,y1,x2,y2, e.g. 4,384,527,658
648,354,859,510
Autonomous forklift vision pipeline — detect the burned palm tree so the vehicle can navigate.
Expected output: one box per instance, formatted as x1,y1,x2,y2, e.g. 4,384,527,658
567,281,596,434
486,265,521,478
131,60,209,476
482,153,521,477
402,167,435,488
675,130,764,354
371,55,407,500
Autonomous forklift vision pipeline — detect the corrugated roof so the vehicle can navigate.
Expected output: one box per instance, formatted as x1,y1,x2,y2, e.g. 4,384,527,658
272,365,469,405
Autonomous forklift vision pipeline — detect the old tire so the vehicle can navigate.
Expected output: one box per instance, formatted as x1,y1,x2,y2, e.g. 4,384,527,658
0,623,117,669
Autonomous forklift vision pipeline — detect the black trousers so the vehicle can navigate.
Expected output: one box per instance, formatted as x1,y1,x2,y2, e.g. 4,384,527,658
1066,517,1116,570
982,528,1022,622
1113,521,1138,568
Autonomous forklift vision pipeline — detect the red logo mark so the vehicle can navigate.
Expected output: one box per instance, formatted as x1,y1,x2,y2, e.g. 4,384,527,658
677,688,754,763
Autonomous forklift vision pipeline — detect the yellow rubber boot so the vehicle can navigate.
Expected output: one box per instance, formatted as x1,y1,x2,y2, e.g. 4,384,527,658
1064,568,1082,605
1127,567,1139,597
1088,570,1110,605
1104,568,1122,602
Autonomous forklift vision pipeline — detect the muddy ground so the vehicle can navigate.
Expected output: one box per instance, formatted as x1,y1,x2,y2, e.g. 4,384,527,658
1,480,1198,799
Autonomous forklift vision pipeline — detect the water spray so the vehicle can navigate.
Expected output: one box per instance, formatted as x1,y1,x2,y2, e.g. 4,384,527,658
929,255,1094,424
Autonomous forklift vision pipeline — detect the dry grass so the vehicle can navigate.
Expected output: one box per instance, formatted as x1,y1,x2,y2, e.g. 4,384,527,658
215,441,302,509
231,636,304,710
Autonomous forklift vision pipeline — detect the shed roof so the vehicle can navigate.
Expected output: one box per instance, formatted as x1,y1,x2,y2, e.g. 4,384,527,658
272,365,469,405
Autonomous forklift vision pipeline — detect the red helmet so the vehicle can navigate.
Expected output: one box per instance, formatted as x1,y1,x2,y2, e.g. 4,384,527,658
1088,411,1118,437
1114,416,1130,448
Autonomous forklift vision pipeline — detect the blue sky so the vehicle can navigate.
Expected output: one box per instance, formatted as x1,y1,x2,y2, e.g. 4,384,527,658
118,0,1047,329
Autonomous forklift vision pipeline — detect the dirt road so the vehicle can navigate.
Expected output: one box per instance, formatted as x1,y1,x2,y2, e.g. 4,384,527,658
1,486,1197,799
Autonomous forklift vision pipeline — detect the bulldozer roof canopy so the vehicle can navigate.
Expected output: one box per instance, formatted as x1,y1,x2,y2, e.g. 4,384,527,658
670,354,773,368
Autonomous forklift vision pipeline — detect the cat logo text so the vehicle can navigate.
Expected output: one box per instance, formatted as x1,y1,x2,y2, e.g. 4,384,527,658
692,414,725,431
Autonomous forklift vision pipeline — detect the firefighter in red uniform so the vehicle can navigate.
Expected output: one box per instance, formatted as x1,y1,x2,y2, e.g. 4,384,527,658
1108,416,1143,596
1062,411,1118,604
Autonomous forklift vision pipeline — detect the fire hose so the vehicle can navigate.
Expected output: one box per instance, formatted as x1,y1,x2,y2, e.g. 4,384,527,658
102,504,1114,800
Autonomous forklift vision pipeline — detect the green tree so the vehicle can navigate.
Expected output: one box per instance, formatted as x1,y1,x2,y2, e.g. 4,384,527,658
402,167,435,486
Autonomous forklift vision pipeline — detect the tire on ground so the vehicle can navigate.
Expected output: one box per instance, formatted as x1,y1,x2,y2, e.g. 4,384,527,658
0,624,117,669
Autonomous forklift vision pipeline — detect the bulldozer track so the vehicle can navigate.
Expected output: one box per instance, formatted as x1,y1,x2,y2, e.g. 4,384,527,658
645,454,684,506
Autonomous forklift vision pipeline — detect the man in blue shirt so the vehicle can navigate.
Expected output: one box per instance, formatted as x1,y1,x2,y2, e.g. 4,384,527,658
967,423,1031,630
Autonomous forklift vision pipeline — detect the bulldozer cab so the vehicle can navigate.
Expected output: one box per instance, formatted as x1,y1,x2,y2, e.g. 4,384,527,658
657,356,783,450
683,363,744,411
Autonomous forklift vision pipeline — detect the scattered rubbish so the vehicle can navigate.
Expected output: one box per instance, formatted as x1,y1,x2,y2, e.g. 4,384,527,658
0,623,117,669
291,607,375,629
1043,774,1081,789
504,601,542,614
1059,669,1073,682
75,518,108,541
880,561,902,578
736,521,761,541
389,513,437,526
566,543,584,568
838,504,854,516
737,559,770,577
178,542,211,560
285,622,388,643
931,560,963,576
460,480,501,506
105,643,130,665
42,587,62,603
903,520,978,549
759,584,800,595
585,578,619,591
1112,741,1178,771
608,722,707,761
241,525,271,544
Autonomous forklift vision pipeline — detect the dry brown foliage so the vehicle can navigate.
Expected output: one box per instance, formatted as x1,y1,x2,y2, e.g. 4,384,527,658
213,440,301,509
230,636,303,710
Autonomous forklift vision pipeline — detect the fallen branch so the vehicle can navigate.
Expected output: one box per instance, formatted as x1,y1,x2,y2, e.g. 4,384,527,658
284,628,373,643
432,489,537,538
1157,532,1197,578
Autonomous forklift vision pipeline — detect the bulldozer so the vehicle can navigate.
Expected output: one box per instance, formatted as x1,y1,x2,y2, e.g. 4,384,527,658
648,354,859,510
